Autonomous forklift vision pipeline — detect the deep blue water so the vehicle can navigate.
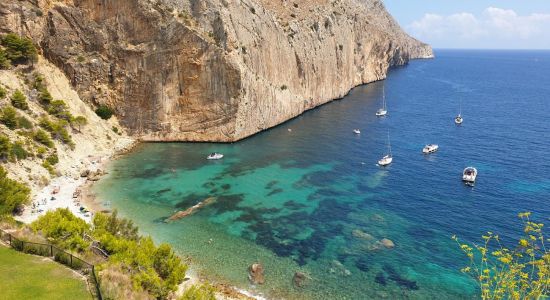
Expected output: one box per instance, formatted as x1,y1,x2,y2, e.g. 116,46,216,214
94,50,550,299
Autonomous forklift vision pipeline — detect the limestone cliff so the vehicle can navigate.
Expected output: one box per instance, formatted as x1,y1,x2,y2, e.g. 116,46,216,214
1,0,433,142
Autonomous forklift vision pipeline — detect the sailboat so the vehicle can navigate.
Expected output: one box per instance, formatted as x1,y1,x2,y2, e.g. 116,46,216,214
376,86,388,117
378,132,393,167
455,99,463,125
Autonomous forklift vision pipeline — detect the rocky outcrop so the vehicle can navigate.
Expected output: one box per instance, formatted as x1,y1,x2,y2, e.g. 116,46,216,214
248,263,265,284
1,0,432,142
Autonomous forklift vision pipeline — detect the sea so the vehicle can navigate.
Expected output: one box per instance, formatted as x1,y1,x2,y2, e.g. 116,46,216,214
93,50,550,299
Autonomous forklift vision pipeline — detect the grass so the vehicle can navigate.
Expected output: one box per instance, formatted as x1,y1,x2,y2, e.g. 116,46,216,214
0,245,92,300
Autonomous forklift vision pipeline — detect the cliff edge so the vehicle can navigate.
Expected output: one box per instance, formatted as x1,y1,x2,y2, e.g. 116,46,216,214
1,0,433,142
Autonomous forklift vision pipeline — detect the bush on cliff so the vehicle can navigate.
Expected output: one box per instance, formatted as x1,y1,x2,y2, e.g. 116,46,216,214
11,90,28,110
95,105,114,120
179,284,216,300
0,49,11,69
0,33,38,65
31,208,91,251
33,129,54,148
1,106,18,129
454,212,549,299
0,165,30,216
0,85,6,98
0,135,10,161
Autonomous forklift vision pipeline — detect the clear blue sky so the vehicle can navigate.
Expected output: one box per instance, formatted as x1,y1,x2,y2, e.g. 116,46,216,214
383,1,550,49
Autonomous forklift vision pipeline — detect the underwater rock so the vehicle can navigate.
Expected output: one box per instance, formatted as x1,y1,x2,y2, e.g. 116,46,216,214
293,271,309,288
330,260,351,277
165,197,217,222
352,229,375,240
380,238,395,249
248,263,265,284
355,257,370,272
370,214,385,222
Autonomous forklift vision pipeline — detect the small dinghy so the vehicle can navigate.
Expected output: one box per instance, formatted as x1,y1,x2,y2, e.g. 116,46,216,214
422,144,439,154
462,167,477,184
353,129,361,134
207,153,224,160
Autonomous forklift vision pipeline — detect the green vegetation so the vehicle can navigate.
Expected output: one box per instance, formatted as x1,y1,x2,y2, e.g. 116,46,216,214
0,49,10,69
72,115,87,132
0,246,92,300
16,115,33,129
0,33,38,66
33,129,54,148
32,209,188,299
10,90,28,110
95,105,114,120
180,284,216,300
0,135,10,160
39,117,73,147
0,85,6,98
47,99,73,121
0,165,30,216
10,141,29,160
454,212,549,300
0,106,18,129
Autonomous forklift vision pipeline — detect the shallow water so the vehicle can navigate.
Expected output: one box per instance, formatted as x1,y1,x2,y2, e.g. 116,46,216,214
94,50,550,299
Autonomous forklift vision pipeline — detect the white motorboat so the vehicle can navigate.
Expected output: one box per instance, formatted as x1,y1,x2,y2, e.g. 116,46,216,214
422,144,439,154
378,132,392,167
376,86,388,117
207,153,224,160
353,129,361,134
462,167,477,183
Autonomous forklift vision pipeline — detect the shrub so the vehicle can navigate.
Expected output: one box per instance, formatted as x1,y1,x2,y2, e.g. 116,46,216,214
112,126,119,134
0,49,11,69
72,116,87,132
0,165,30,216
453,212,550,299
33,129,54,148
38,88,53,105
281,84,288,90
39,117,73,146
0,85,6,98
45,153,59,165
36,146,47,158
0,135,10,160
10,141,29,160
180,284,216,300
95,105,114,120
31,208,91,252
0,33,38,65
11,90,28,110
42,160,55,175
48,99,72,121
16,116,33,129
0,106,18,129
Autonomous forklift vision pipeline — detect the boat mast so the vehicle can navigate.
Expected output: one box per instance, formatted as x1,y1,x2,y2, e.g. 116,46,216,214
387,131,392,156
383,86,386,110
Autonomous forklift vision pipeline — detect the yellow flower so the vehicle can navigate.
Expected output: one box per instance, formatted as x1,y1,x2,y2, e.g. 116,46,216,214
519,239,529,247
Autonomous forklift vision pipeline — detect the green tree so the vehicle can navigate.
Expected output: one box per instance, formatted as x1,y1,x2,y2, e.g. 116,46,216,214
38,88,53,105
0,106,18,129
95,105,114,120
31,208,91,251
0,33,38,65
0,165,30,216
180,284,216,300
0,135,11,160
33,129,54,148
11,90,28,110
72,116,87,132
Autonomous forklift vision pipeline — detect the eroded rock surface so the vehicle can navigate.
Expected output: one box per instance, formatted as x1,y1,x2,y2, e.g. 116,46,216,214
1,0,433,142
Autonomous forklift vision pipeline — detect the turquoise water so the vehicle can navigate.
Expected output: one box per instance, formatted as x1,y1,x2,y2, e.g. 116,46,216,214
94,50,550,299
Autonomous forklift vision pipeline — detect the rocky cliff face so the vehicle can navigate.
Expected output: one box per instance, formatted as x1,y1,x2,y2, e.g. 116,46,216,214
1,0,433,142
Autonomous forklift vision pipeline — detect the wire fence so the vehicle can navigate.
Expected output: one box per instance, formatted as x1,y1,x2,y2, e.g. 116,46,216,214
0,228,102,300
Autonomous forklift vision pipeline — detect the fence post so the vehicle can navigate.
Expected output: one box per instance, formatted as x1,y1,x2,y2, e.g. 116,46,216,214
50,245,53,257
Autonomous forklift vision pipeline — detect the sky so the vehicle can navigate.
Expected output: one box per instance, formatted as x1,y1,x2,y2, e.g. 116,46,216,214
382,1,550,49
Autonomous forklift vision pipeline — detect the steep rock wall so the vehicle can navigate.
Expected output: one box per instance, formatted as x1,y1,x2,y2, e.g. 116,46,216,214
0,0,433,142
